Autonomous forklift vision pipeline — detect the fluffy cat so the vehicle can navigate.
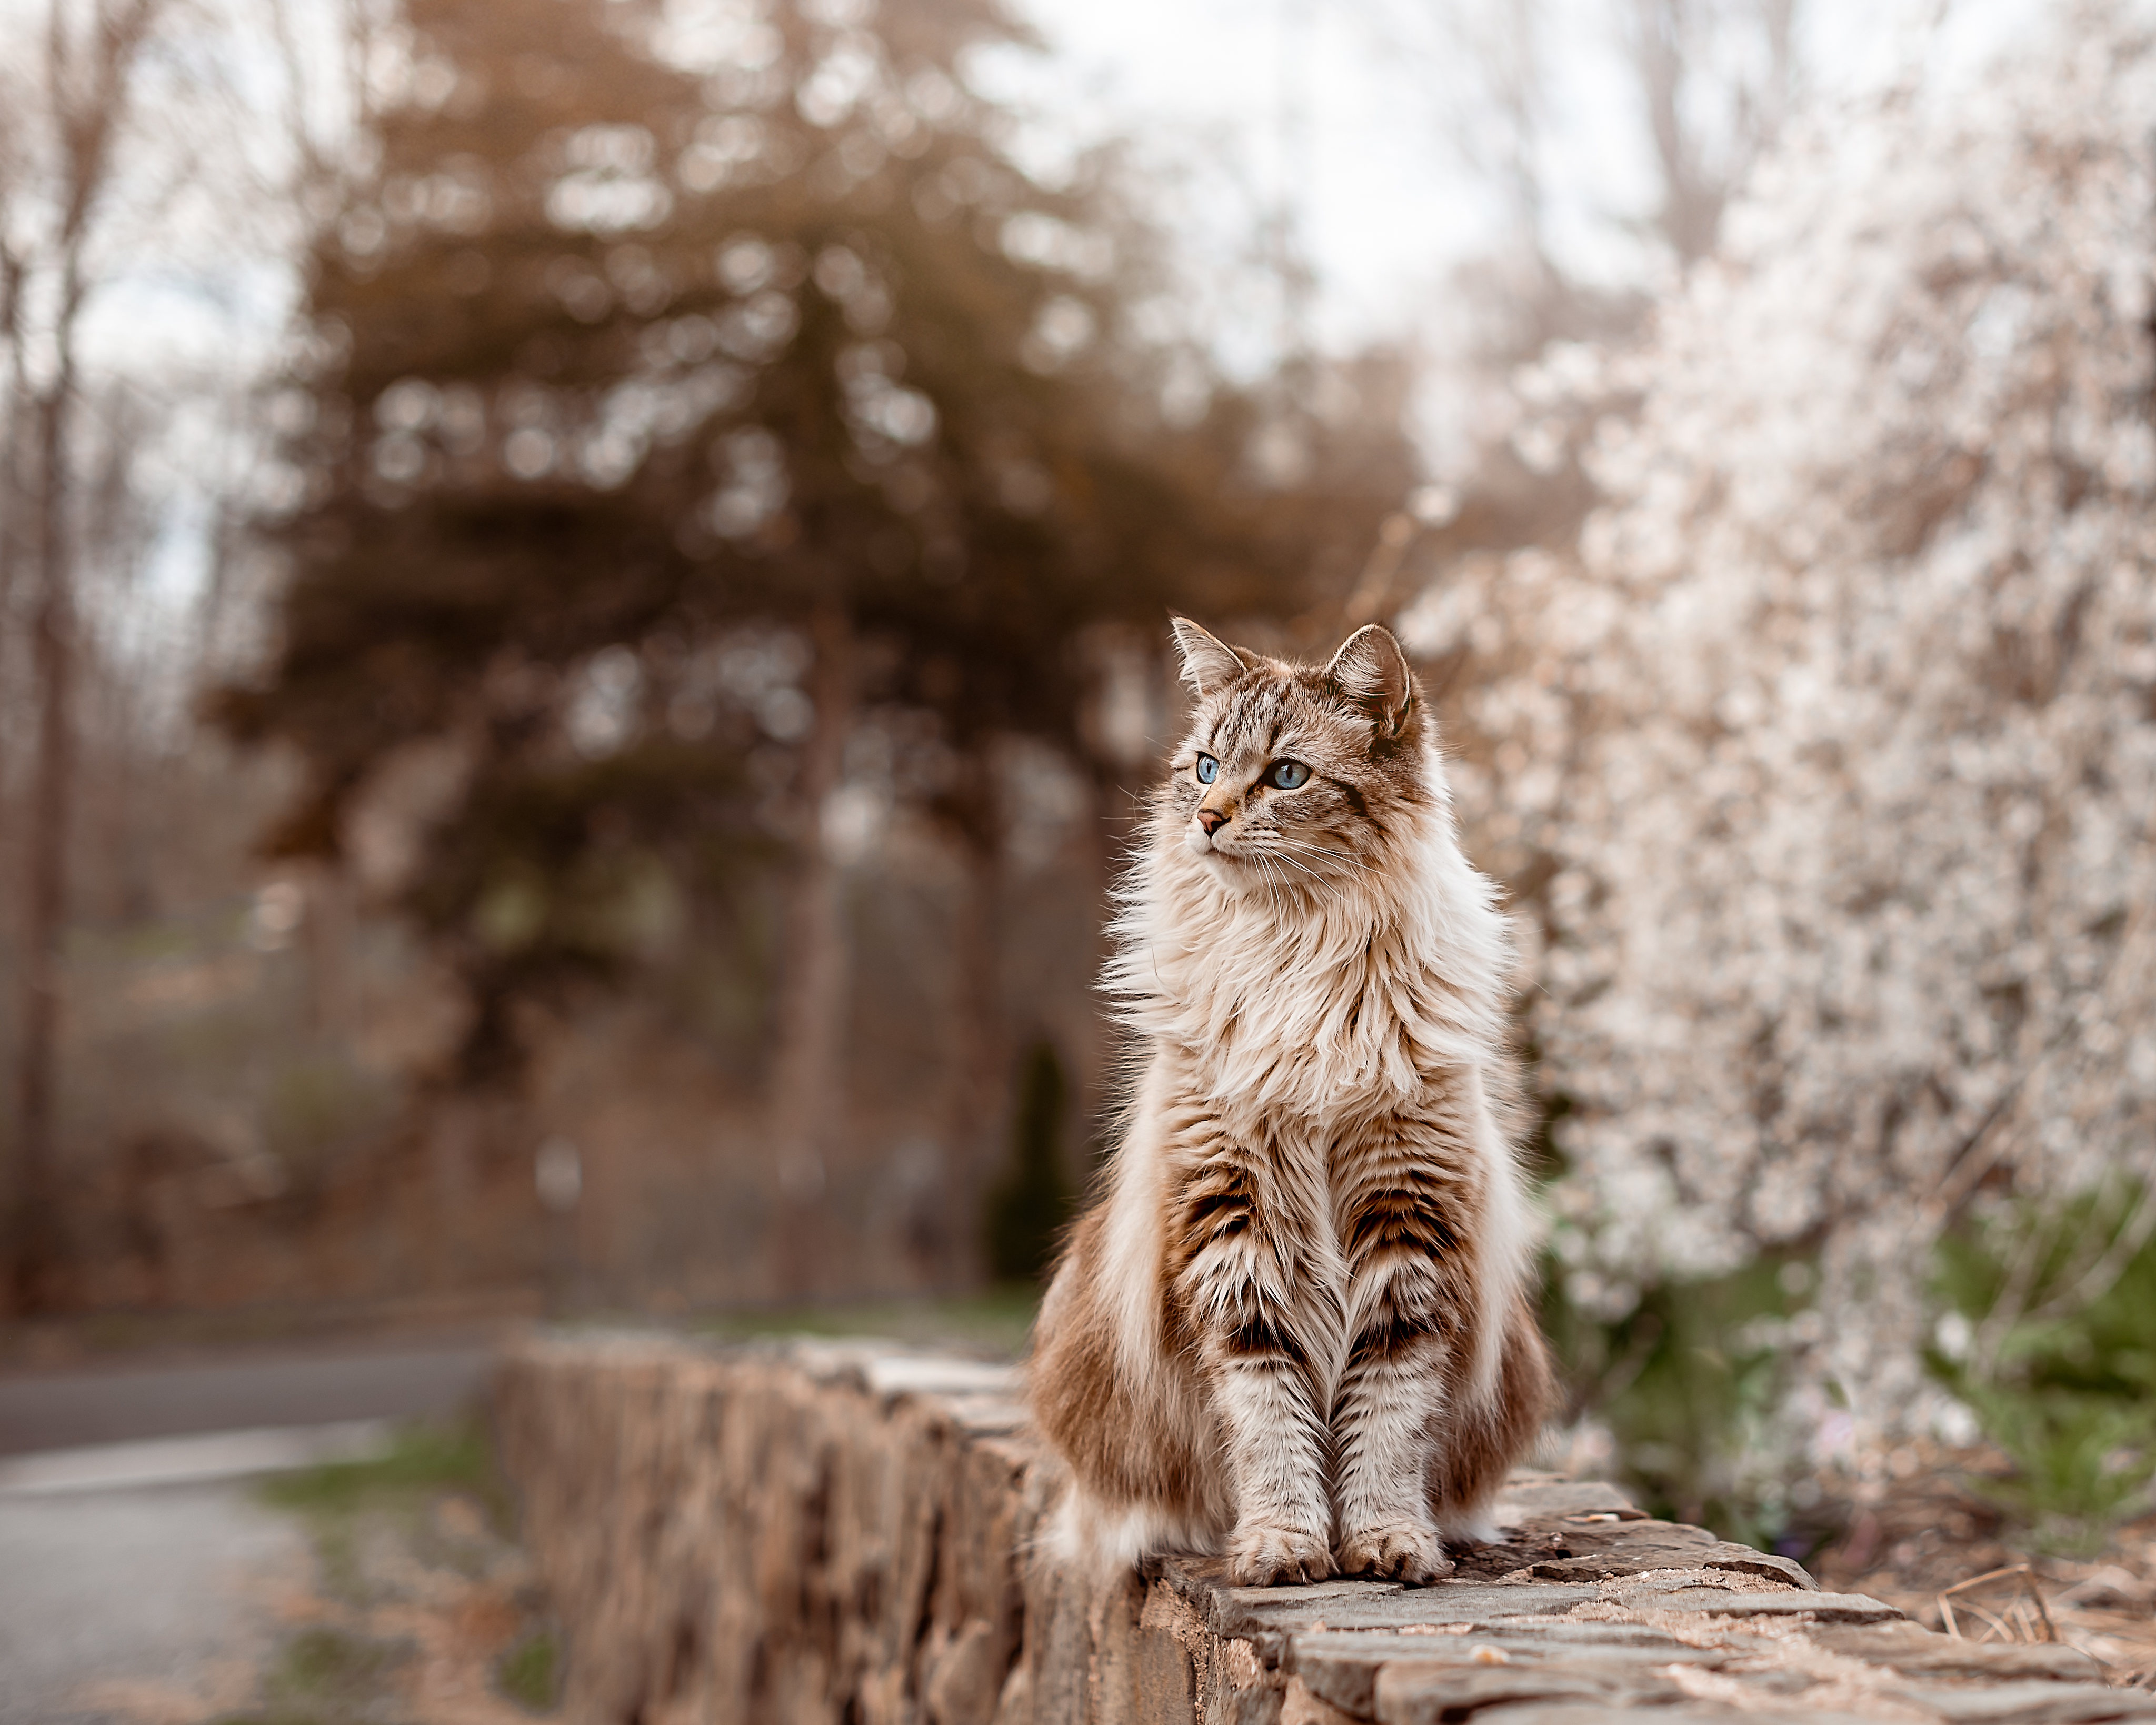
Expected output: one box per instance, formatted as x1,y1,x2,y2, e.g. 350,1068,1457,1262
1028,617,1553,1587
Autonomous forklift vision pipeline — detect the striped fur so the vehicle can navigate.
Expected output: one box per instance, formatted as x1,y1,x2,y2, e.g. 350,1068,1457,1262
1030,620,1554,1586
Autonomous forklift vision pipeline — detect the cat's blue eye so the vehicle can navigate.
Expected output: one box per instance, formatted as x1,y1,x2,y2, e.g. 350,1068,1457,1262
1195,754,1219,784
1265,760,1310,790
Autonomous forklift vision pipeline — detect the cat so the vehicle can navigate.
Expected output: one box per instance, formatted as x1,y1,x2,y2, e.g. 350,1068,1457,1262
1028,616,1553,1587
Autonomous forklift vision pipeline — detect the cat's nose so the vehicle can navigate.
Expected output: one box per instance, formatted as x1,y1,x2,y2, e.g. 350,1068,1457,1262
1197,808,1229,836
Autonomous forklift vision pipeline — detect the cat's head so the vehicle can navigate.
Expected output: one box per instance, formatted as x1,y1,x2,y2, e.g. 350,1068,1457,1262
1161,617,1433,889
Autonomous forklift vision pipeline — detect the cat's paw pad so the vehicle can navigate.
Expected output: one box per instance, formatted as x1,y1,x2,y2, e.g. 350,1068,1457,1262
1224,1525,1337,1587
1338,1522,1453,1584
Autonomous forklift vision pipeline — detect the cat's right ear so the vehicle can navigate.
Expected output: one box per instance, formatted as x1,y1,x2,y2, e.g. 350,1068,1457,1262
1169,617,1254,697
1325,624,1415,739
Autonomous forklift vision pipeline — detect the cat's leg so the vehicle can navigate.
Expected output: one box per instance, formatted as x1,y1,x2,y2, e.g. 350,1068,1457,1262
1170,1140,1336,1586
1331,1166,1474,1583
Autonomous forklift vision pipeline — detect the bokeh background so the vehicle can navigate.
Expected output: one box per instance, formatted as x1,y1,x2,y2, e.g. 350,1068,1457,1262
4,0,2156,1604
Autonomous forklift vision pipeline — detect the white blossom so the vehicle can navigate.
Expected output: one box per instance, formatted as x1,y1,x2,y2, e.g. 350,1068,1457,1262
1426,5,2156,1449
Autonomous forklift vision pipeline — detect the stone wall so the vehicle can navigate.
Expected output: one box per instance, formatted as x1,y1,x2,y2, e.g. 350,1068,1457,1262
493,1332,2156,1724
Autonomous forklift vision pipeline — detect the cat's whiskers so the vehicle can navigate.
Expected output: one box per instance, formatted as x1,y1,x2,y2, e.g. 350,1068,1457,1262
1217,836,1305,905
1225,842,1277,902
1272,836,1382,880
1264,836,1351,872
1249,841,1327,891
1250,837,1374,894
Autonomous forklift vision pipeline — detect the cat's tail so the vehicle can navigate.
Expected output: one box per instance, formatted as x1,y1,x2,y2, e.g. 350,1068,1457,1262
1037,1481,1213,1582
1432,1297,1556,1543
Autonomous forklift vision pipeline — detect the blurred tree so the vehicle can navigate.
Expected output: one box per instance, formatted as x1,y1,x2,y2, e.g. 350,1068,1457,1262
1,0,176,1311
214,0,1416,1283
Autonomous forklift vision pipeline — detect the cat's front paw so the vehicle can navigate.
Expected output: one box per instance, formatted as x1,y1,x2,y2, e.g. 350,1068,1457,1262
1337,1521,1453,1584
1224,1523,1337,1587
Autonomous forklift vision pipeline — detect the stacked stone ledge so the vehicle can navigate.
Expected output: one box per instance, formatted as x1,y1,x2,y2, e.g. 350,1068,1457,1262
493,1332,2155,1724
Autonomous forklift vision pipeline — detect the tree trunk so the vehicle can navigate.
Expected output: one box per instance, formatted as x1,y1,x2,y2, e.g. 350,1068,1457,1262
304,863,356,1035
0,253,27,625
13,375,77,1313
4,0,161,1311
765,598,854,1298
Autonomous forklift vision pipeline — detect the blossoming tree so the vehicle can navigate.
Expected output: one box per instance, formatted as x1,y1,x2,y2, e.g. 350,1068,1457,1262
1403,7,2156,1462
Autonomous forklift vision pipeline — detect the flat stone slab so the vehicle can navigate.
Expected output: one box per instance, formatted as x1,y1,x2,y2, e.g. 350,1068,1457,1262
493,1332,2151,1724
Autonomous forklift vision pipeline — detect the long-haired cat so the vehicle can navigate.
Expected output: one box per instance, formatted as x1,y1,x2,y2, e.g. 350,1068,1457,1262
1029,617,1553,1586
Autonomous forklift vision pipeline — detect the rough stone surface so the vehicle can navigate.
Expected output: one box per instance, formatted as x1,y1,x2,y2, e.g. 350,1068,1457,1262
494,1333,2156,1724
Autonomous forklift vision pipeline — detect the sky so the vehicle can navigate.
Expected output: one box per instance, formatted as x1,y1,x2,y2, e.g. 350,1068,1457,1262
976,0,1502,351
981,0,2061,355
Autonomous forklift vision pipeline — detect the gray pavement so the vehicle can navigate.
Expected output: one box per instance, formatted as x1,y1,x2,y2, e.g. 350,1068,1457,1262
0,1341,497,1455
0,1478,309,1724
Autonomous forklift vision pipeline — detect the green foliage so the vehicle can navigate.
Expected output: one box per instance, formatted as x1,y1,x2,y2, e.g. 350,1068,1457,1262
1548,1253,1813,1549
496,1629,562,1713
1928,1184,2156,1555
983,1040,1074,1282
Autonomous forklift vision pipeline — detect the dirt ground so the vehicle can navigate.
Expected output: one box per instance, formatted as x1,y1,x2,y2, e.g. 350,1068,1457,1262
1808,1444,2156,1692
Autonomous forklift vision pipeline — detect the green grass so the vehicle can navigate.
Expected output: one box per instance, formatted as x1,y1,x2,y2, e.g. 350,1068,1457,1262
1930,1183,2156,1555
243,1413,554,1721
259,1419,496,1517
207,1627,410,1725
496,1629,562,1712
256,1416,510,1598
692,1284,1040,1359
1546,1252,1813,1549
278,1627,404,1697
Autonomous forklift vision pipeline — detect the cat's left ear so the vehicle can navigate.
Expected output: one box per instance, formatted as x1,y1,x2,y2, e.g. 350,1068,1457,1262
1170,616,1258,696
1324,624,1414,740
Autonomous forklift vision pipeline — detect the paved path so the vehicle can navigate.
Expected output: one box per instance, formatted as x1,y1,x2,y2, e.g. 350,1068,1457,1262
0,1478,309,1725
0,1341,496,1455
